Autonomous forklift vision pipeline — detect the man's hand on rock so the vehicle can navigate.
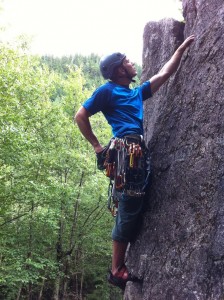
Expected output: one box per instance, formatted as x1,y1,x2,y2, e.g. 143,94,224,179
181,34,195,50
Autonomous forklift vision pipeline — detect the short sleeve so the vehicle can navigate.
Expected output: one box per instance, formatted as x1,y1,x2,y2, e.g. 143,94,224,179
140,81,152,101
82,85,111,115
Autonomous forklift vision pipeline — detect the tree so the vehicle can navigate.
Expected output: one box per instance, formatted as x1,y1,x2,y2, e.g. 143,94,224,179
0,44,121,299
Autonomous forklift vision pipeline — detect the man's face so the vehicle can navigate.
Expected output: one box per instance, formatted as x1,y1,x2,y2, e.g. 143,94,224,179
122,58,137,78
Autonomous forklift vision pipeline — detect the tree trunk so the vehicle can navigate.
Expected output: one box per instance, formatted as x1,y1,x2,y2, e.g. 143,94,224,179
27,200,34,300
16,286,22,300
69,171,84,249
53,276,60,300
79,268,83,300
38,277,45,300
54,196,64,300
59,171,85,299
125,1,224,299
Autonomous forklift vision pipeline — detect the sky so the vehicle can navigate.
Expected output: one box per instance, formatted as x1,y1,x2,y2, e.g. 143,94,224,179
0,0,182,64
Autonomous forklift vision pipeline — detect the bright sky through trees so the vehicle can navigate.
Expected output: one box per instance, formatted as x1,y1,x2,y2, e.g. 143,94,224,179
0,0,182,63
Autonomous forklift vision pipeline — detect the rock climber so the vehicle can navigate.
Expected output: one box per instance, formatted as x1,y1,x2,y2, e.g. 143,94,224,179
75,34,195,290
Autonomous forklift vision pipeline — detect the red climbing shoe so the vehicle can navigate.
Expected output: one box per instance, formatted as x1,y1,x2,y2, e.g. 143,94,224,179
107,264,142,290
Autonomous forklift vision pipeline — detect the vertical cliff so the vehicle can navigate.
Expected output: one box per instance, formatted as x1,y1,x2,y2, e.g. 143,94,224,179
125,1,224,299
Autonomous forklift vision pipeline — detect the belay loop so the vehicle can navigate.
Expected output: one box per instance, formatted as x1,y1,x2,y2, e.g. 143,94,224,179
104,135,150,216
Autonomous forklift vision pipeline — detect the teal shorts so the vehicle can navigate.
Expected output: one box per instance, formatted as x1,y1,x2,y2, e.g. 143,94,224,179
112,193,144,243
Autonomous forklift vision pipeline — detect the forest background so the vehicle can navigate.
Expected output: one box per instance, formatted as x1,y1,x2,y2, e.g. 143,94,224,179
0,38,142,299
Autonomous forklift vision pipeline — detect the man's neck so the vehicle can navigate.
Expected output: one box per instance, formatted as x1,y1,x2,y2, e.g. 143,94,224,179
112,77,131,87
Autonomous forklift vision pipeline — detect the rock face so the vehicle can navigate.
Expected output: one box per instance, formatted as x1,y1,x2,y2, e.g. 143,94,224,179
125,1,224,299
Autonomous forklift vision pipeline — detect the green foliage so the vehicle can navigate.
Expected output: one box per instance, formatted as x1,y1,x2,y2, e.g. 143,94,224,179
41,53,142,90
0,44,117,299
41,53,106,91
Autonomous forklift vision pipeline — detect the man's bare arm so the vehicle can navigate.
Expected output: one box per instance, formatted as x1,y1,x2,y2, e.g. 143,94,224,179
150,35,195,94
74,107,104,153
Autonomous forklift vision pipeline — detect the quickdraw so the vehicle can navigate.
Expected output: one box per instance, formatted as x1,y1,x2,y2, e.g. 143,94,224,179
105,135,150,217
107,180,119,217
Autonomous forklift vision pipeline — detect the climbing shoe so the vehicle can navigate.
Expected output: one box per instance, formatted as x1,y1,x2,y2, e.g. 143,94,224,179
107,264,142,290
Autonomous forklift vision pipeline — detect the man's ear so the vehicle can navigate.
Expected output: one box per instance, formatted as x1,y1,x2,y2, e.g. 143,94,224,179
117,66,125,76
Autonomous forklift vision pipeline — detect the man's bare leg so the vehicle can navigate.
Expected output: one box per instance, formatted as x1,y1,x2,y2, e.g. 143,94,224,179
112,240,128,276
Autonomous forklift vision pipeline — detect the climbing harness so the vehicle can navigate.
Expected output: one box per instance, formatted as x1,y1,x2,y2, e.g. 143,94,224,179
104,135,150,217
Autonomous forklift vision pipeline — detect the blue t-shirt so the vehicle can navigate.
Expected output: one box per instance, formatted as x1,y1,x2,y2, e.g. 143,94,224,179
83,81,152,138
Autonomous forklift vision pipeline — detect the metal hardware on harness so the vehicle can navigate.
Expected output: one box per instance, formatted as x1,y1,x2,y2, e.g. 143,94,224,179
107,179,119,217
105,136,149,192
127,142,142,169
126,189,145,197
105,135,150,216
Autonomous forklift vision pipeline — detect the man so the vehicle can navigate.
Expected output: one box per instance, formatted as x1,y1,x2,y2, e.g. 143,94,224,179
75,35,195,290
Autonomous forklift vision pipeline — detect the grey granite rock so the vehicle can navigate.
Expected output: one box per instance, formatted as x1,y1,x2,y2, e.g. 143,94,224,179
125,1,224,299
